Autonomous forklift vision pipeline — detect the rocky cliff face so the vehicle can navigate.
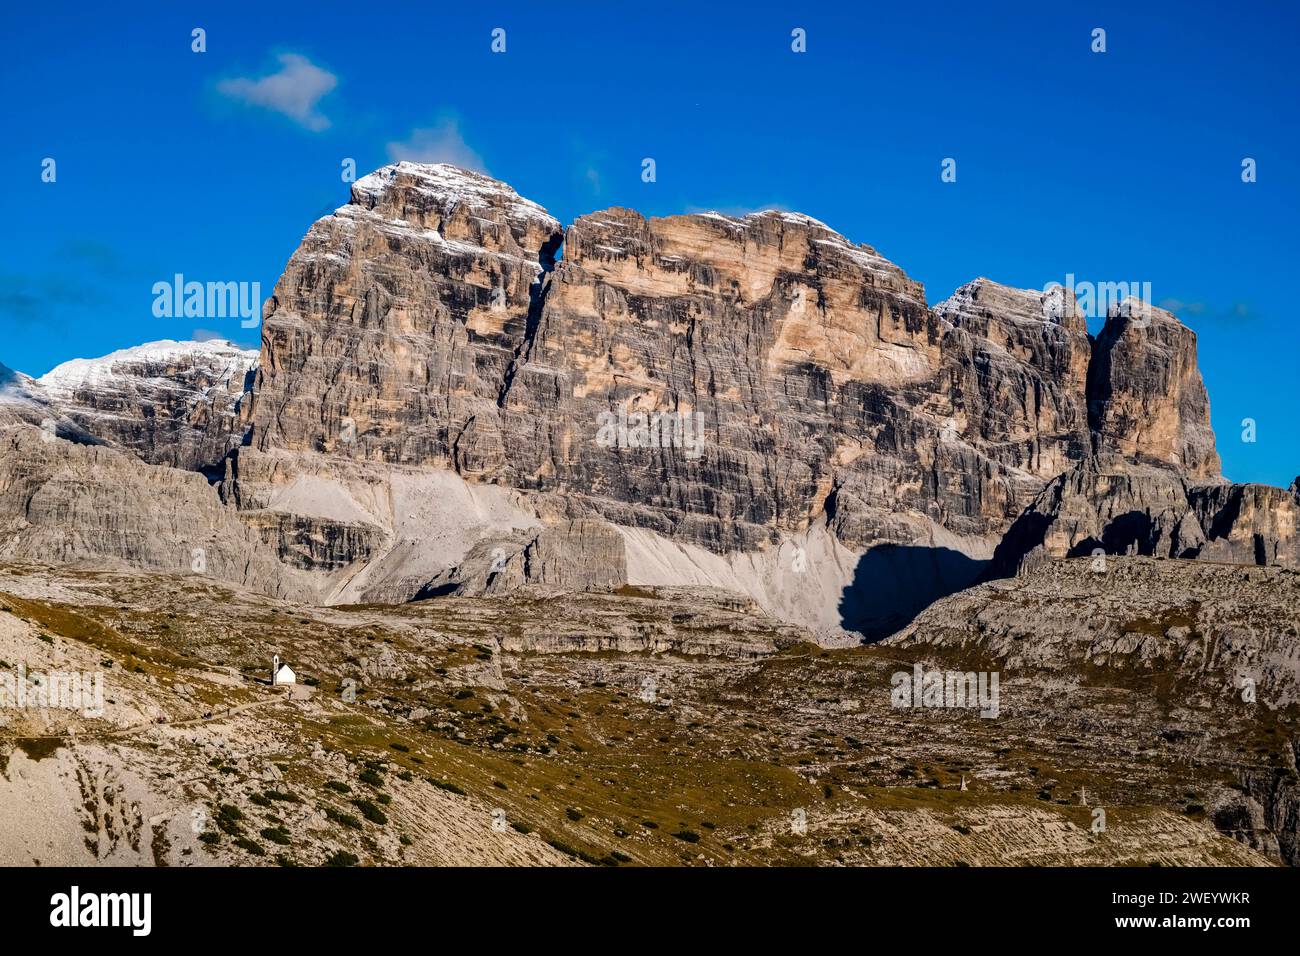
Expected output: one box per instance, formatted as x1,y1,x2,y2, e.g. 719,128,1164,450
932,279,1092,481
988,458,1299,578
1,162,1292,640
1087,300,1221,479
247,164,1186,564
37,339,258,475
0,428,309,599
0,363,101,443
250,162,562,465
502,205,943,551
500,212,1104,553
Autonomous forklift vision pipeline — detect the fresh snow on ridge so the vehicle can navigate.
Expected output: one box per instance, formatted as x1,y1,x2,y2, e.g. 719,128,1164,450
690,209,905,283
3,339,260,470
0,361,50,410
38,339,259,394
352,161,560,230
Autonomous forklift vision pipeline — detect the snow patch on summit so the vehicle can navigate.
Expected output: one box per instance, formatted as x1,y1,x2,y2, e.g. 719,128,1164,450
351,161,560,232
0,362,52,418
39,340,259,395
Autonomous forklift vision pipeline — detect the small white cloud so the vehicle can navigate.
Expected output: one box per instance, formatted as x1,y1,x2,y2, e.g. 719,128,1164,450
192,329,258,350
1158,299,1256,323
217,53,337,131
192,328,242,344
386,118,485,172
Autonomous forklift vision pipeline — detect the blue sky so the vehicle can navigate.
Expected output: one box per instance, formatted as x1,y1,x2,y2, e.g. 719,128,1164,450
2,0,1297,486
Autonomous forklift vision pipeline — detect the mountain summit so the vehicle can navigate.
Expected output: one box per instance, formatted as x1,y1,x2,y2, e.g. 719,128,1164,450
0,163,1290,640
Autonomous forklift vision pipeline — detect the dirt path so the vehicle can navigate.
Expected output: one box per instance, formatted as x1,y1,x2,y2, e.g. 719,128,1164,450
2,695,285,743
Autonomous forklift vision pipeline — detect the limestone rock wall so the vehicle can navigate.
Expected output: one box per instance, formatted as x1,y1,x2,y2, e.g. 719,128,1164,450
249,164,1194,563
989,459,1298,577
1087,300,1221,479
1,162,1289,636
36,339,258,476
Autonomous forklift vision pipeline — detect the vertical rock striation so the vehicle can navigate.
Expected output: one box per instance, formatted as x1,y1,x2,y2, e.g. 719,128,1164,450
1086,299,1221,479
37,339,258,475
1,162,1292,635
250,161,563,470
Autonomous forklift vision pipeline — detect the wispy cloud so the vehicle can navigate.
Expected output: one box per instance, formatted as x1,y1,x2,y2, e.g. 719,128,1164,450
386,118,485,172
566,139,608,198
59,239,125,274
0,272,106,324
1159,298,1258,324
192,328,259,350
217,53,337,131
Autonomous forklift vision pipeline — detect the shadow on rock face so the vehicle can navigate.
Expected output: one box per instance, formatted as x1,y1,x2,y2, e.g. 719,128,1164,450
1066,510,1159,559
838,544,988,643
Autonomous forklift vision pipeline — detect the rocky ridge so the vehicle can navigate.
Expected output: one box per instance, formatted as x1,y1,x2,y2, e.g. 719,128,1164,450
988,457,1300,578
0,163,1294,642
38,339,258,475
2,341,257,475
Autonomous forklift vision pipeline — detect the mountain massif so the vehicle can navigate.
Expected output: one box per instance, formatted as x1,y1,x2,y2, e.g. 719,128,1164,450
2,163,1298,867
1,162,1294,639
